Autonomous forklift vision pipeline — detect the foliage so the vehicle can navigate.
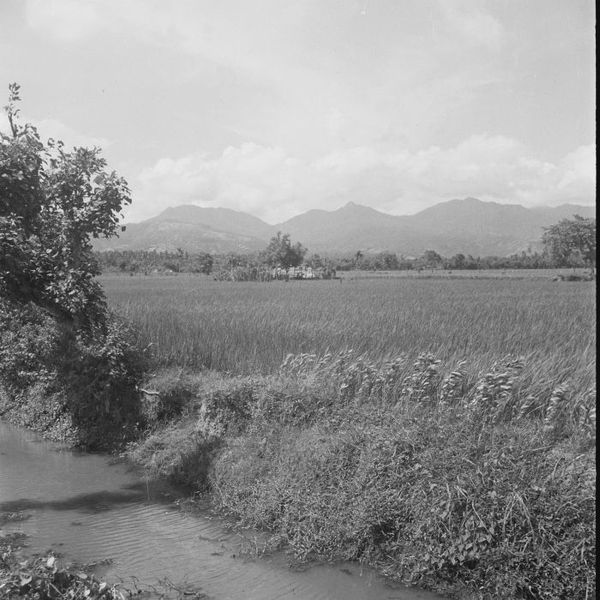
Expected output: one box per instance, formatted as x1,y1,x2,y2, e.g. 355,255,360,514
1,83,131,328
0,548,124,600
0,534,206,599
0,84,143,448
259,231,307,268
419,249,443,270
542,215,596,276
333,249,561,272
96,249,213,275
94,245,578,278
130,351,595,600
0,300,145,449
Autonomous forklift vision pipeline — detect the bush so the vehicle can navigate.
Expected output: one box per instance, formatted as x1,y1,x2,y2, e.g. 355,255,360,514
0,300,145,449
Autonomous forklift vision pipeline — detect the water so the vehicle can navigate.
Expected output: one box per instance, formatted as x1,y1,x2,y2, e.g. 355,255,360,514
0,421,441,599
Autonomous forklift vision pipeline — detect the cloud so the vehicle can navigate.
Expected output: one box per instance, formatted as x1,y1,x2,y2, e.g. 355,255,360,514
556,145,596,196
136,143,302,223
32,118,111,149
129,136,595,223
25,0,102,42
440,2,505,50
1,112,111,150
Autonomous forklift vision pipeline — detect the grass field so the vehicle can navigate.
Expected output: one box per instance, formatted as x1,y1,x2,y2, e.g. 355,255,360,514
100,274,595,388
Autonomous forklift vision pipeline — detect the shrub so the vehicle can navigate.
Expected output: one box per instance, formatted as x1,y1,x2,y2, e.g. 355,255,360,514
0,300,145,449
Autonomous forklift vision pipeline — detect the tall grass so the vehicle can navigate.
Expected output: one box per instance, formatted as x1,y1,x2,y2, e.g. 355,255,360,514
101,275,595,392
115,274,595,598
130,350,595,599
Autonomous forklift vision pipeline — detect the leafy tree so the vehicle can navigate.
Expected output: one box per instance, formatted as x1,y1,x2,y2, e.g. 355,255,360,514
193,252,214,275
542,215,596,276
421,249,443,270
375,251,399,270
0,84,142,448
354,250,363,267
447,253,466,269
1,83,131,328
260,231,307,268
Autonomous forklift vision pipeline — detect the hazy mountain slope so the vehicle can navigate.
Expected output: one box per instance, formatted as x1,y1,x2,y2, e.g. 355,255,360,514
94,199,595,256
151,205,274,239
406,198,595,255
277,202,409,253
94,205,272,253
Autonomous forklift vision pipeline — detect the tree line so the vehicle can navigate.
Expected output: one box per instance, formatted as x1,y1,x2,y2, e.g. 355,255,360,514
96,217,595,276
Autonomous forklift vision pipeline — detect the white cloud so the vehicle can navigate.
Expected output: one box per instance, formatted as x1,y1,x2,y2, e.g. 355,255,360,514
1,112,111,150
128,136,596,223
556,145,596,194
31,118,111,149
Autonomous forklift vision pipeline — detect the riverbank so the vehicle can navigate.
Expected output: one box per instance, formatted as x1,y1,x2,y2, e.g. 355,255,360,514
126,354,595,600
1,420,436,600
0,529,207,600
1,347,596,599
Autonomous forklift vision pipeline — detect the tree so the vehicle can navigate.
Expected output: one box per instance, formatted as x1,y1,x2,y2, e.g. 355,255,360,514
542,215,596,276
373,251,399,270
448,253,466,269
194,252,214,275
421,250,443,270
354,250,363,268
260,231,307,268
1,83,131,328
0,84,142,448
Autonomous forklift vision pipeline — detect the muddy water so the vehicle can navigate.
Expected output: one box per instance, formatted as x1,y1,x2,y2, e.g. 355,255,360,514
0,421,441,599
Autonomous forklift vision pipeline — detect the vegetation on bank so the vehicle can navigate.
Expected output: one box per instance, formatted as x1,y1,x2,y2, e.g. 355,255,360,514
128,351,595,599
0,543,123,600
0,528,205,599
117,275,595,599
0,301,145,448
0,85,144,449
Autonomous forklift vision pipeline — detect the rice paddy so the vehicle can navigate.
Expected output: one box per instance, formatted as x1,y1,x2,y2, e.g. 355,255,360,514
100,273,595,383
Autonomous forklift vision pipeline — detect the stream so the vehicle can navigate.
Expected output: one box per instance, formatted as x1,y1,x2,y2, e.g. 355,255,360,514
0,421,441,600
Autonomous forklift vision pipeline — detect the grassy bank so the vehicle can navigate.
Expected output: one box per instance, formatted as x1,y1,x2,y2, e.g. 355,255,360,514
129,351,595,599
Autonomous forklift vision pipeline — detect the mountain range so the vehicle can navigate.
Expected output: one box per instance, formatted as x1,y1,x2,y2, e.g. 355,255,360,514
93,198,596,257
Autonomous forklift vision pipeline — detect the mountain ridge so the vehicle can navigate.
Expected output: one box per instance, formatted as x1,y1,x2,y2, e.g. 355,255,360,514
94,198,596,257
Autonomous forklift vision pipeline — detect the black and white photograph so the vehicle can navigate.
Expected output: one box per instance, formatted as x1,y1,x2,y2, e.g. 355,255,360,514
0,1,595,598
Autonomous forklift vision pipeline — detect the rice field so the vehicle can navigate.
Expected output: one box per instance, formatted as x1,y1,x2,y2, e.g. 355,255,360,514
100,274,595,390
102,272,595,598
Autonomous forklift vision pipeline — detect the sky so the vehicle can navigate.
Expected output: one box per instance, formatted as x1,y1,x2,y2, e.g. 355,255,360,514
0,0,596,224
